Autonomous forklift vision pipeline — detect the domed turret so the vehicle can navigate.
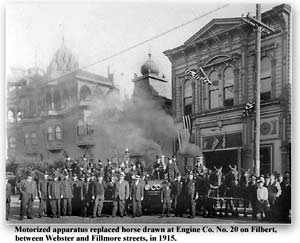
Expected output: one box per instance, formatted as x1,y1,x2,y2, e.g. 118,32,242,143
140,53,159,76
47,41,79,78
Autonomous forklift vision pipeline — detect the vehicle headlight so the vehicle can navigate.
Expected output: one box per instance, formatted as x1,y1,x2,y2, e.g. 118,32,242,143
151,185,156,190
145,184,150,191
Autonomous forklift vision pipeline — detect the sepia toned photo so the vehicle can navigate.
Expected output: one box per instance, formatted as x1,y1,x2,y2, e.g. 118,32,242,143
5,2,291,225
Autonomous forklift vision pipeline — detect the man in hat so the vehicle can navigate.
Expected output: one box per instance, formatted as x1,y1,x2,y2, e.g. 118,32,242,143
112,172,129,217
6,177,12,220
72,174,83,216
38,173,49,217
256,179,270,220
161,176,172,217
171,174,184,217
186,172,198,218
18,173,37,220
130,174,144,217
248,175,258,219
267,173,281,220
92,175,106,218
48,174,62,218
61,173,73,216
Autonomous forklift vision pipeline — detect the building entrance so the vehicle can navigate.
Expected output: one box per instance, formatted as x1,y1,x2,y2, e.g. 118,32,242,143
203,149,238,173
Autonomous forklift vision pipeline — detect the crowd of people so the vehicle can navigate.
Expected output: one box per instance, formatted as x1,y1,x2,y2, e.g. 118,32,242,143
5,154,291,222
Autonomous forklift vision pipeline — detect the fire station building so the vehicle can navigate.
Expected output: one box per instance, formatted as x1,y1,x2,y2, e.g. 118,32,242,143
164,4,291,174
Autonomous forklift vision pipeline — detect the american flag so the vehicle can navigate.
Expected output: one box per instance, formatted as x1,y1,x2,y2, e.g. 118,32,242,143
185,67,212,85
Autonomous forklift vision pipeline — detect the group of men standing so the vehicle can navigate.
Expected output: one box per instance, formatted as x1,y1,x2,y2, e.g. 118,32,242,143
5,154,291,222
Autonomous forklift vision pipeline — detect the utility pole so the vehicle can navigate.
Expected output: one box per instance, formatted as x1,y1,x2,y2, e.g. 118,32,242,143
255,4,261,177
241,4,275,176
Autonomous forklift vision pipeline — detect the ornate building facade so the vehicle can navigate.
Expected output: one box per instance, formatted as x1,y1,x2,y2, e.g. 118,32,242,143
7,42,117,165
164,4,291,174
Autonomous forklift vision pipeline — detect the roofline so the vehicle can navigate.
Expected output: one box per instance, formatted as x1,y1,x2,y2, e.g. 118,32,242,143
163,4,290,57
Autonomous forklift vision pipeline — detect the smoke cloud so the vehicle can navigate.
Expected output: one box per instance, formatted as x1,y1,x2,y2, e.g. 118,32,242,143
89,90,177,166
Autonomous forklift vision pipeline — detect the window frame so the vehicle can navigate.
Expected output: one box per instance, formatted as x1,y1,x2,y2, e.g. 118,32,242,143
223,66,234,107
55,126,63,140
208,71,220,109
47,127,55,141
260,57,272,102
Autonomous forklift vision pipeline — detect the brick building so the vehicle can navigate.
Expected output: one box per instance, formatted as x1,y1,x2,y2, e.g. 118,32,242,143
7,42,117,165
164,4,291,174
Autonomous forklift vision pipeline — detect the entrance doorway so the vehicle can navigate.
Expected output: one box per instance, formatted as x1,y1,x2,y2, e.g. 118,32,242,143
203,149,238,173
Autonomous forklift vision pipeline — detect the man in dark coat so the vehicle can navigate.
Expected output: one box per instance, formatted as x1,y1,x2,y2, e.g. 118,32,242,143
38,173,49,217
161,178,172,217
18,174,37,220
248,175,258,219
112,173,130,217
186,173,198,218
92,175,106,218
72,175,83,216
48,175,62,218
131,175,144,217
61,173,73,216
6,177,12,220
171,174,184,217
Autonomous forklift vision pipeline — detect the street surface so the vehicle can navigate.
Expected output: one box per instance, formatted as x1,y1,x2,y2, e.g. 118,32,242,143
7,195,269,224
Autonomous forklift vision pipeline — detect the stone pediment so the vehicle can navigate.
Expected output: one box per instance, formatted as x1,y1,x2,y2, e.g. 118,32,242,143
184,18,242,45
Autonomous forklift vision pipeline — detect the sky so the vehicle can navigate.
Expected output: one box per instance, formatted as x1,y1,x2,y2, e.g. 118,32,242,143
6,1,276,98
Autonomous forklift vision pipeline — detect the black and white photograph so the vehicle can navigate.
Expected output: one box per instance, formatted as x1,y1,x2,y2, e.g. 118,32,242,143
3,1,292,228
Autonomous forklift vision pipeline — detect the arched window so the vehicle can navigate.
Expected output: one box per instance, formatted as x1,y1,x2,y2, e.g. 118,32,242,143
53,90,61,110
223,67,234,107
8,137,16,149
261,57,272,101
184,79,192,115
25,133,30,145
8,110,15,123
46,92,52,110
79,85,91,101
47,127,54,141
31,132,37,145
77,119,85,136
55,126,63,140
209,71,220,109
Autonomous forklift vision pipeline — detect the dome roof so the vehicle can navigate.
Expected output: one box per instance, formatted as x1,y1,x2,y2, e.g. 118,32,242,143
140,53,159,76
47,42,79,78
